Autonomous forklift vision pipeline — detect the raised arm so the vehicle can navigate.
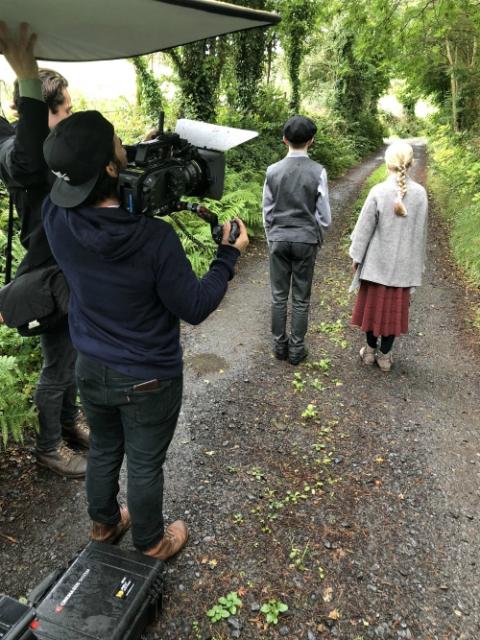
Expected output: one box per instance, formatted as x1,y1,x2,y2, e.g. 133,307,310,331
0,22,49,185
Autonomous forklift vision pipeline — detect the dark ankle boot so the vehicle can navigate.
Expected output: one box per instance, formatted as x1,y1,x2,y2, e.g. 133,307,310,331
36,443,87,478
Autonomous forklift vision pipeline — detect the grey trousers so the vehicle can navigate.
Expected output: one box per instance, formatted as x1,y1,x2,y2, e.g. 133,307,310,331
268,241,318,360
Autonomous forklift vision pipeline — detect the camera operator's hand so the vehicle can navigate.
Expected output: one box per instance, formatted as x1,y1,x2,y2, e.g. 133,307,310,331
143,128,159,142
0,22,38,80
222,218,249,253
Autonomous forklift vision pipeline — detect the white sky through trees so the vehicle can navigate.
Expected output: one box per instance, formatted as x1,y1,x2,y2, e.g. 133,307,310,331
0,58,138,116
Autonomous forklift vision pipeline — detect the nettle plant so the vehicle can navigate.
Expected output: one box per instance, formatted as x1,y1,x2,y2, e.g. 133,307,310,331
247,466,266,482
207,591,243,623
301,403,317,419
317,320,348,349
260,599,288,625
292,372,305,391
232,512,244,525
289,542,310,571
309,357,331,372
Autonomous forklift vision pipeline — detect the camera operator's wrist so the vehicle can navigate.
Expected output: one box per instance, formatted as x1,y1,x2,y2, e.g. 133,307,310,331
217,244,240,258
18,78,43,102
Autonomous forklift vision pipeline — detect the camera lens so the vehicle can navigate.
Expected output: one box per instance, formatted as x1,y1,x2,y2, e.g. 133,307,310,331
167,160,206,198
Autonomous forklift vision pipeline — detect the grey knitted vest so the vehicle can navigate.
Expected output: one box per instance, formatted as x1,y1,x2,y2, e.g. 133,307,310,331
264,156,324,244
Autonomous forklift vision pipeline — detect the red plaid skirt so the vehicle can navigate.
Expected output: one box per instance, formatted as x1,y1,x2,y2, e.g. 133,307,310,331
351,281,410,336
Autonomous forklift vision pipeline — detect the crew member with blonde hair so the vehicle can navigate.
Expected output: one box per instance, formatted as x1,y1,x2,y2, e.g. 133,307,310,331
349,140,428,371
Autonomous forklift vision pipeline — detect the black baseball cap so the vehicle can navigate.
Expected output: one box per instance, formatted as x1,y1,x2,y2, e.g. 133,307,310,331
44,111,115,208
283,115,317,144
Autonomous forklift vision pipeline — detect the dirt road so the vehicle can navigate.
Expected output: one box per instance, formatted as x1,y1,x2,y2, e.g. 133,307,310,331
1,144,478,640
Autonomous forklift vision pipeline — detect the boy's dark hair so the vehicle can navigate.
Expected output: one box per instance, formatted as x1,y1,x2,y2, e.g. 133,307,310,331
283,115,317,147
13,68,68,113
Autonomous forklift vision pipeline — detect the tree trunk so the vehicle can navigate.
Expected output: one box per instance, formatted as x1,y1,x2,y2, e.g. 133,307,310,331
445,38,459,133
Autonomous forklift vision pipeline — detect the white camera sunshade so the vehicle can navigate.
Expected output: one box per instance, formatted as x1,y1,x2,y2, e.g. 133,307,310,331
175,119,258,152
2,0,280,62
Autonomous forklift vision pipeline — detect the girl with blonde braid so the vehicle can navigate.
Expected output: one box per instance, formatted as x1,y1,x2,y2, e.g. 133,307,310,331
349,141,428,371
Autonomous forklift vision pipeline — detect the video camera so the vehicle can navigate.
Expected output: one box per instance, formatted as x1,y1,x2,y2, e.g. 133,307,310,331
117,114,258,245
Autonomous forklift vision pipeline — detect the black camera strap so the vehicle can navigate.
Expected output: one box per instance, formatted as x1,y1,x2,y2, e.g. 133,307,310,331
5,195,14,285
169,213,215,255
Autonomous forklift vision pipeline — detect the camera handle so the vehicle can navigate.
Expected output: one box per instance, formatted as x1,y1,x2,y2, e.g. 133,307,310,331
176,200,217,226
175,201,239,245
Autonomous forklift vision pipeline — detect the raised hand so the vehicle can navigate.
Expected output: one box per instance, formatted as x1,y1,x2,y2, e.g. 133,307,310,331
0,22,38,80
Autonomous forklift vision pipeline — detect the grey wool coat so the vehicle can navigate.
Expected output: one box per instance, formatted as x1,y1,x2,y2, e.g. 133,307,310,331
349,174,428,289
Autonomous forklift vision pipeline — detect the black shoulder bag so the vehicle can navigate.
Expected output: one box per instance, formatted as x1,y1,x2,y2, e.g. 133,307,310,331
0,196,69,336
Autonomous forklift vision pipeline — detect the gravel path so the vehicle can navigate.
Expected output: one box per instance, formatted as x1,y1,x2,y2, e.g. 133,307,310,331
1,143,478,640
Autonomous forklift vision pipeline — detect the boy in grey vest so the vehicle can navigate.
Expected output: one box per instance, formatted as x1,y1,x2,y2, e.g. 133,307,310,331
263,115,331,364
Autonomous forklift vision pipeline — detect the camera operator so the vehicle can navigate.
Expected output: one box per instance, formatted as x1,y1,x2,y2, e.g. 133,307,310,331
41,110,249,559
0,23,88,478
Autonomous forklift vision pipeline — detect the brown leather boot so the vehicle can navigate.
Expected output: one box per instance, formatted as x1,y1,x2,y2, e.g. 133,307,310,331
36,443,87,478
62,412,90,449
91,505,131,544
144,520,189,561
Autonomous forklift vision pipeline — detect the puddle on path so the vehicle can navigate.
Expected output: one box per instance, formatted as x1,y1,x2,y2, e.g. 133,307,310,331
185,352,229,375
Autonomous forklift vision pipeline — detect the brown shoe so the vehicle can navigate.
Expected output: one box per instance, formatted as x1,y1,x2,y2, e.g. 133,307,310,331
91,505,131,544
144,520,189,561
63,412,90,449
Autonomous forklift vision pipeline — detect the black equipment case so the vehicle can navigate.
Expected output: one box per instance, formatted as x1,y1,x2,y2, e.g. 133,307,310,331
0,596,35,639
0,542,164,640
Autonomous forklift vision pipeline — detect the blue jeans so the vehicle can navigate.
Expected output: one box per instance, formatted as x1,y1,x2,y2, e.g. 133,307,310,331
34,321,78,451
75,354,183,551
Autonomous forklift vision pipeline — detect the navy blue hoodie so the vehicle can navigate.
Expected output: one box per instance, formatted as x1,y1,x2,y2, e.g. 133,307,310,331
42,197,239,380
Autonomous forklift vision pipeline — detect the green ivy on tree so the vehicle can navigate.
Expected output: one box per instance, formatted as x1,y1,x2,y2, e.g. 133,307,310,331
131,56,163,125
230,0,268,115
167,38,227,122
277,0,319,113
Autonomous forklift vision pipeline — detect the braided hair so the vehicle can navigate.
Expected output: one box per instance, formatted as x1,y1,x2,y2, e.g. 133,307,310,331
384,141,414,217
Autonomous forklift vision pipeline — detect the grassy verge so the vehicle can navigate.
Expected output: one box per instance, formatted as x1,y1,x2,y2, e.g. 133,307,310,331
428,130,480,285
427,126,480,329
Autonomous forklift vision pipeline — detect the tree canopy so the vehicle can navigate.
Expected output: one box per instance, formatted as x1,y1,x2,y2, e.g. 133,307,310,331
129,0,480,136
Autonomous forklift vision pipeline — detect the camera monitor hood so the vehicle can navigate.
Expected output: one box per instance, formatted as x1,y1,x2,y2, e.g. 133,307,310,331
4,0,280,62
175,119,258,152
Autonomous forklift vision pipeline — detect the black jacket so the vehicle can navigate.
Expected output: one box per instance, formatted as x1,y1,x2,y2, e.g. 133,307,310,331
0,97,54,276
